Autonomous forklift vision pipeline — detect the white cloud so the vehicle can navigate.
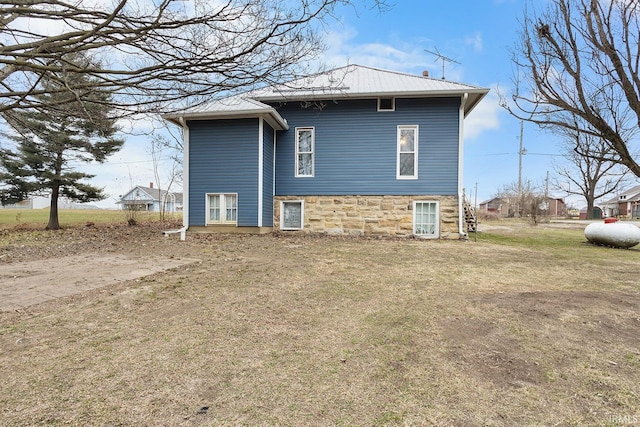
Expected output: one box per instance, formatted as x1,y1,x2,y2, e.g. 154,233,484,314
320,25,476,82
464,85,502,141
465,32,483,53
321,26,436,75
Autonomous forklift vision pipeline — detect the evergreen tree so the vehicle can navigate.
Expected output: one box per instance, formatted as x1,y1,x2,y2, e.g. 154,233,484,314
0,53,123,230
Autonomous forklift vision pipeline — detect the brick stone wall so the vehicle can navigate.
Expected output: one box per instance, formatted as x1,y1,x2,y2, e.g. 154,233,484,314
274,195,461,239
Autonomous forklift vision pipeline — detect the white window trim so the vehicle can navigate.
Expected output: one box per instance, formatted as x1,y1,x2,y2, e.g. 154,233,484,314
377,97,395,111
205,193,238,225
413,200,439,238
397,125,418,179
295,127,315,178
280,200,304,230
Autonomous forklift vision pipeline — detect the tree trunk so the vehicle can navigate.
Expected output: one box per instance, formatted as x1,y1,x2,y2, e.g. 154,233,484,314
46,185,60,230
585,199,595,220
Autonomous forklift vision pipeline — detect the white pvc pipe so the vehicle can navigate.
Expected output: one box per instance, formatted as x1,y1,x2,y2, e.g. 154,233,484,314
458,93,469,238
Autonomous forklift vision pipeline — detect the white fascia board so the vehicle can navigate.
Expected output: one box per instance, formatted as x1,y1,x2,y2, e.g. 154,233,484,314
162,108,289,130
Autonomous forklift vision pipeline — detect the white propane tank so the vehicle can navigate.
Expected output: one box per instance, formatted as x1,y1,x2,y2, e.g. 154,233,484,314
584,221,640,248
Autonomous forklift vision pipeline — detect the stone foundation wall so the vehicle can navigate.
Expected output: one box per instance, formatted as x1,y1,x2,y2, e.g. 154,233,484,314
274,195,461,239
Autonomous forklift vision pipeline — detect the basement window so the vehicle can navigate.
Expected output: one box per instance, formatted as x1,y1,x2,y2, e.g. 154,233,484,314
281,200,304,230
377,97,395,111
413,201,439,238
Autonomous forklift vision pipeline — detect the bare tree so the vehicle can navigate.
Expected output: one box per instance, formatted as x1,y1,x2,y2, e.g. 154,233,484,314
505,0,640,177
495,180,547,224
1,0,383,118
150,130,181,222
553,122,630,219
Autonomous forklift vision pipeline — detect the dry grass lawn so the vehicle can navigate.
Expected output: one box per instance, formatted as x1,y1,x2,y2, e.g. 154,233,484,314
1,220,639,426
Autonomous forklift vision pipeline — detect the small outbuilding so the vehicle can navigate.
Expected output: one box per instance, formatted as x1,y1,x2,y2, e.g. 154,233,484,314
579,206,603,220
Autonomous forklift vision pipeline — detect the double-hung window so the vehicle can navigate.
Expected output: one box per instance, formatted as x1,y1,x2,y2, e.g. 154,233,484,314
397,125,418,179
206,193,237,225
413,201,439,238
295,127,314,177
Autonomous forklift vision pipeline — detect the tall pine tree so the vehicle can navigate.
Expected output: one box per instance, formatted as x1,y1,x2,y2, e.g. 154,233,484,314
0,53,123,230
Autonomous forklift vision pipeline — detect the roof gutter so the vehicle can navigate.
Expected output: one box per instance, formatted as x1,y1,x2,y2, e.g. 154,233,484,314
458,93,469,239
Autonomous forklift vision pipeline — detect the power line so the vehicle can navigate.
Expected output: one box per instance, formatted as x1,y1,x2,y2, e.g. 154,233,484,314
481,152,561,157
68,157,174,167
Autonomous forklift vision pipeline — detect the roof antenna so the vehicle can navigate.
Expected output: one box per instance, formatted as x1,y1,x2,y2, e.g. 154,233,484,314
424,47,461,80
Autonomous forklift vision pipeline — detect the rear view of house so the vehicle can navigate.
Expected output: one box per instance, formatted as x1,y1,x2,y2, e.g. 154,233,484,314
163,65,488,239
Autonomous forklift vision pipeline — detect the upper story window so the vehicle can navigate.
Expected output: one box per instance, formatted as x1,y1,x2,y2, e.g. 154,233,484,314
397,125,418,179
295,127,314,177
378,97,395,111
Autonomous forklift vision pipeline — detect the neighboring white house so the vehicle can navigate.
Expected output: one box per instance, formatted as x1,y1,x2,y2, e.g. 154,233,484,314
601,185,640,219
117,183,183,213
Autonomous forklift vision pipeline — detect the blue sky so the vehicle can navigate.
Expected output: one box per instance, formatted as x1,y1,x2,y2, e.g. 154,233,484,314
87,0,591,209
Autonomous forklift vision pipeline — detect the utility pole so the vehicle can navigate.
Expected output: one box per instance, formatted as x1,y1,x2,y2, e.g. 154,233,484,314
474,182,478,242
545,170,550,217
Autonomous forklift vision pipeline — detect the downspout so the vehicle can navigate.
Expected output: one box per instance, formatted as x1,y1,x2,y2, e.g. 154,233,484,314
258,117,264,227
273,126,277,227
177,117,189,240
458,93,468,239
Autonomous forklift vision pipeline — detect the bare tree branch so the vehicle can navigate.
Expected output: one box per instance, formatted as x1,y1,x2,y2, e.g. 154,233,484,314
552,115,631,218
1,0,384,118
505,0,640,177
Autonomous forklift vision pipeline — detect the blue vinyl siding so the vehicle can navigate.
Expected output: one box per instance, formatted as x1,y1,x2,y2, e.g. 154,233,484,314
262,123,275,226
273,98,460,196
188,119,259,227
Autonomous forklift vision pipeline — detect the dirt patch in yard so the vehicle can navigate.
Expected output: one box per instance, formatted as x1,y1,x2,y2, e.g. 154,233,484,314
0,253,197,311
440,316,545,389
1,221,639,426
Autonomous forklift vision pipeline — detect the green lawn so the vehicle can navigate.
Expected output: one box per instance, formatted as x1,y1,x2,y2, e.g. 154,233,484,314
0,208,181,229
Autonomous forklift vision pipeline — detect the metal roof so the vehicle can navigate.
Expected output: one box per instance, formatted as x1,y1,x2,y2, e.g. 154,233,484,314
163,95,289,130
251,64,488,115
163,64,489,123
